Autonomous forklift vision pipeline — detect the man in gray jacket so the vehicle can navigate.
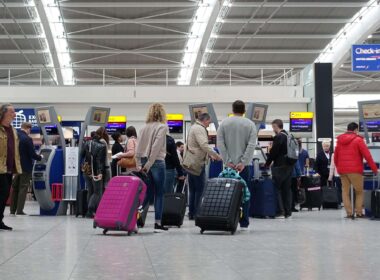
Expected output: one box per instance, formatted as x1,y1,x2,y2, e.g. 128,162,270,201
217,100,257,231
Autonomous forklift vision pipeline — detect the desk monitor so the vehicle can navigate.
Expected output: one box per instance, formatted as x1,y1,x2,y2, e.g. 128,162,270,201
189,103,219,130
246,103,268,124
358,100,380,143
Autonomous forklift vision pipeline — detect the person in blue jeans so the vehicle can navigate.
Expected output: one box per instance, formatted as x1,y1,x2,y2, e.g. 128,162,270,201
136,103,168,233
217,100,257,231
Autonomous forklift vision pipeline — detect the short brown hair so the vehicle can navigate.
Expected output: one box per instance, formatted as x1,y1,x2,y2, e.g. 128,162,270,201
21,122,32,130
272,119,283,129
232,100,245,114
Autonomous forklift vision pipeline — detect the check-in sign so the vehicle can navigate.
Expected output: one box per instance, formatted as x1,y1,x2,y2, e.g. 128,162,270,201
352,44,380,72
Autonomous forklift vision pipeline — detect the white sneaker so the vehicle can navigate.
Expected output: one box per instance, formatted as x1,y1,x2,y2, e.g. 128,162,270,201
9,213,16,217
276,215,286,219
240,226,250,232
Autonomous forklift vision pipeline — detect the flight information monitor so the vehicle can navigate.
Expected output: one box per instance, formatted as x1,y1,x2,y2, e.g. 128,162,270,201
289,112,314,133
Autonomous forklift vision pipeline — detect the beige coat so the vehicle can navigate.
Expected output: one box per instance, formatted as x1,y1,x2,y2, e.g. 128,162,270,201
0,125,22,174
185,121,219,167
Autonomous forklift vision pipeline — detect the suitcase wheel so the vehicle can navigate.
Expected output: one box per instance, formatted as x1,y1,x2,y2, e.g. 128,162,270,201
103,229,108,235
93,222,97,229
200,229,204,234
231,230,235,235
178,225,181,228
127,231,132,236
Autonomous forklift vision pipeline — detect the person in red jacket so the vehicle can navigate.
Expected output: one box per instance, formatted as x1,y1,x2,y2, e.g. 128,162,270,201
335,122,378,218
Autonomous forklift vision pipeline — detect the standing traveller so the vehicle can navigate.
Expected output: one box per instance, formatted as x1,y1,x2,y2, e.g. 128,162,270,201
115,126,139,173
85,128,108,218
334,122,378,218
217,100,257,231
164,134,185,194
265,119,295,219
297,139,309,174
315,141,331,187
95,127,111,188
11,122,42,215
111,132,124,177
183,113,222,220
136,103,169,233
0,104,22,230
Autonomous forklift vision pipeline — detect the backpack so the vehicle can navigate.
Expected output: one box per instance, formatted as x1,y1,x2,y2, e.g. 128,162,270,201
281,131,299,165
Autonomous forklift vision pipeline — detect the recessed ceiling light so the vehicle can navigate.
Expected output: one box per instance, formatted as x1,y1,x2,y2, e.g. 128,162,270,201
368,34,373,39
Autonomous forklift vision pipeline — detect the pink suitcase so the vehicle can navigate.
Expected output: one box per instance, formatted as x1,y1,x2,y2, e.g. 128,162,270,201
93,176,147,235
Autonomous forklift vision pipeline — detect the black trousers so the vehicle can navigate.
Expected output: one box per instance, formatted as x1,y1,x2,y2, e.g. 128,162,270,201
0,173,13,223
291,177,299,209
272,166,293,216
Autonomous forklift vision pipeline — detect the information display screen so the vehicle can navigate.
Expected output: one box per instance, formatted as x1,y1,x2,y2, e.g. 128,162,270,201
360,121,380,132
167,120,183,134
352,44,380,72
105,122,126,134
289,112,313,133
362,103,380,120
45,125,58,135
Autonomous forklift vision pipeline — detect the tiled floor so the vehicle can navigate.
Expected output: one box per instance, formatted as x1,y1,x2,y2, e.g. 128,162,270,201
0,202,379,280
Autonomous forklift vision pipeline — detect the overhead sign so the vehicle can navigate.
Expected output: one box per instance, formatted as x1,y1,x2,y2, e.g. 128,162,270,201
166,114,184,121
352,44,380,72
108,116,127,123
290,112,313,133
12,108,40,133
290,112,314,119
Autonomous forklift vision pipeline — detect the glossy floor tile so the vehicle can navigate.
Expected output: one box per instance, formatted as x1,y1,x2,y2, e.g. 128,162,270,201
1,202,379,280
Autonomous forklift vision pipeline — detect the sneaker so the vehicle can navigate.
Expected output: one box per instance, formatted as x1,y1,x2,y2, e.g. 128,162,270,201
240,226,250,232
9,213,16,217
85,212,94,219
291,208,299,213
16,212,27,216
356,215,366,219
285,215,293,219
345,214,354,219
0,223,13,231
154,223,169,233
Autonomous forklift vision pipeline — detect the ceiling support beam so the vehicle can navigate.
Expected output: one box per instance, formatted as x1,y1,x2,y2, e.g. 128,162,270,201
186,1,222,85
34,0,63,85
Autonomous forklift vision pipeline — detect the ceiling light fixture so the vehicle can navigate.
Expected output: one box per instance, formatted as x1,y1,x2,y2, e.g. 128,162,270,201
41,0,74,85
177,0,218,85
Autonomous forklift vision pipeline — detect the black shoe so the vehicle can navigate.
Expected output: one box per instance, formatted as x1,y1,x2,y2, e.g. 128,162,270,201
16,212,27,216
154,223,169,233
85,212,94,219
291,208,299,213
345,215,354,219
0,222,13,231
188,214,194,220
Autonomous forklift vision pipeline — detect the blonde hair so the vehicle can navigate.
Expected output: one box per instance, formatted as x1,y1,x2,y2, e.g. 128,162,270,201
146,103,166,124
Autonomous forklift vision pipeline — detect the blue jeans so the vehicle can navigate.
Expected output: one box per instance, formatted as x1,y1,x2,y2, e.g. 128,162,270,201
142,159,166,221
239,167,251,228
188,167,206,217
164,169,176,194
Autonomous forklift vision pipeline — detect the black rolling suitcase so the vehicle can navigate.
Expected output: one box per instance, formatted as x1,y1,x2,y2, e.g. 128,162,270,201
322,183,339,209
195,178,243,235
161,193,186,228
75,189,88,217
371,176,380,219
300,176,322,211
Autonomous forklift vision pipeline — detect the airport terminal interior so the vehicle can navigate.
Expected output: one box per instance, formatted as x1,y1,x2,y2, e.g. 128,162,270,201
1,0,380,279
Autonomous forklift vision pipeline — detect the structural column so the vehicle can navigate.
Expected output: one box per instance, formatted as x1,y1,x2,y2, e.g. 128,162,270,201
314,63,334,154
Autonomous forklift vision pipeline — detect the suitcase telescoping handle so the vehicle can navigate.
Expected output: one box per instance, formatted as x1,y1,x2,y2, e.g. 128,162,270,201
373,173,380,191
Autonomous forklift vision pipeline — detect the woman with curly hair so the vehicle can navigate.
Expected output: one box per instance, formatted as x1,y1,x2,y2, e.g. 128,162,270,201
136,103,168,233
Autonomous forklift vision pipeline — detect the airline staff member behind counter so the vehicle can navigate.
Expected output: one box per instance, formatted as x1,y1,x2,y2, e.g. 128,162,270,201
315,141,331,187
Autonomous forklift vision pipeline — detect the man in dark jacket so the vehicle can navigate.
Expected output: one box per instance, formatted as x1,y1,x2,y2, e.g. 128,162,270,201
335,122,378,218
315,141,331,187
11,122,42,215
164,135,185,193
265,119,294,219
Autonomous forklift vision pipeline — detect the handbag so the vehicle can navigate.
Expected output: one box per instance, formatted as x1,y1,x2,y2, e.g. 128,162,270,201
117,157,137,169
81,141,93,176
117,138,137,169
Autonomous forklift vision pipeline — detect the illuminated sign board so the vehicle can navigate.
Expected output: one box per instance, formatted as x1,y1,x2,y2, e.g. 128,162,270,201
352,44,380,72
290,112,314,133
